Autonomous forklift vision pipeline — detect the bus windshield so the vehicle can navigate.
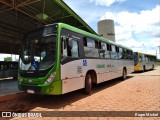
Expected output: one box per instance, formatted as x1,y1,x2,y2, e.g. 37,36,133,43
19,25,57,71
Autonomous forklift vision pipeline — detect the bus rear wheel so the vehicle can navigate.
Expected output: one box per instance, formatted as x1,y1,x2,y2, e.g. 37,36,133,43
143,66,146,72
152,65,154,70
122,68,127,80
84,74,92,95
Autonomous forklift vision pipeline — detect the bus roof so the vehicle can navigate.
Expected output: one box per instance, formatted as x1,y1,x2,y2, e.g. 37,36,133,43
134,52,156,56
58,23,132,51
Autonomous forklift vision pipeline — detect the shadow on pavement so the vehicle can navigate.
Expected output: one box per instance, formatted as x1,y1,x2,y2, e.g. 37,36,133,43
132,69,156,74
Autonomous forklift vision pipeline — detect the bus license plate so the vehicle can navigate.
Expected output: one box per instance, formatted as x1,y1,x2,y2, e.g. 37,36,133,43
27,89,35,94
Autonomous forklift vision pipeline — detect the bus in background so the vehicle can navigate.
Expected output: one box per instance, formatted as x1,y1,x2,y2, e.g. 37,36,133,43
18,23,134,95
0,61,18,79
133,52,156,72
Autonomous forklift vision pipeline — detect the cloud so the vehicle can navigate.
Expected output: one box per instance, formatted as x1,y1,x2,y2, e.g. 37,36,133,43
89,0,126,7
64,0,106,31
100,5,160,55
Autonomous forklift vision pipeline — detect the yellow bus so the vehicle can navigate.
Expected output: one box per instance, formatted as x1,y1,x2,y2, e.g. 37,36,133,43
133,52,156,72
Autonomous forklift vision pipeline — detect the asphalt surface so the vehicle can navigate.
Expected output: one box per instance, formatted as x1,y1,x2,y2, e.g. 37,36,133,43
0,78,20,96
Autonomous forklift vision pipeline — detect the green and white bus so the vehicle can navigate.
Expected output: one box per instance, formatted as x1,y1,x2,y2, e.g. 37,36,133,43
18,23,134,95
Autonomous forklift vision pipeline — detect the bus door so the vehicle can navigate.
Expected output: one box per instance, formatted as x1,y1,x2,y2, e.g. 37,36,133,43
61,30,84,93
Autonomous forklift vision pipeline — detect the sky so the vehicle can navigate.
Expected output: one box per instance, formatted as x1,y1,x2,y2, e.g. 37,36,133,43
0,0,159,61
64,0,160,58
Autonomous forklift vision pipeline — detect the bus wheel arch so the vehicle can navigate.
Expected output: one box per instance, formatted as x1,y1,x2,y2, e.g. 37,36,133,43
84,70,97,94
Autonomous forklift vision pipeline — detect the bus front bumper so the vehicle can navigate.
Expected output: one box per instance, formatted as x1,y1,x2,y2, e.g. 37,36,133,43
18,80,62,95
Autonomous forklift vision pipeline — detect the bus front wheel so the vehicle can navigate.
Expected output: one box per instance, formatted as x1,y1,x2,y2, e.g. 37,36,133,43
84,74,92,95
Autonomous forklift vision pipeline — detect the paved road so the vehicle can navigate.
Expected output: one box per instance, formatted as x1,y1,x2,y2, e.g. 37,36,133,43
0,67,159,120
0,78,20,96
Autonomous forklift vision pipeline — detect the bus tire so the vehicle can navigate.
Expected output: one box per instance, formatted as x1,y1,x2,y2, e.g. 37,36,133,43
152,65,154,70
122,68,127,80
143,66,145,72
84,74,92,95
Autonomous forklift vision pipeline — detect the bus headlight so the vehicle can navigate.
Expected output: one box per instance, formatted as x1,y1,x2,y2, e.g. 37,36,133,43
44,72,56,85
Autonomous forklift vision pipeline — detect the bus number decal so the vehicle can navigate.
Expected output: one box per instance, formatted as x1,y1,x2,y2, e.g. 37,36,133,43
83,59,87,66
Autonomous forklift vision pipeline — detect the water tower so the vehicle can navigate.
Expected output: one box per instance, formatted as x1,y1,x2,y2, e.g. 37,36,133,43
98,19,115,42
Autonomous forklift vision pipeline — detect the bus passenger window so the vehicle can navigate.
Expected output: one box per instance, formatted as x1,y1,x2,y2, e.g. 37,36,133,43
115,46,119,59
61,37,79,58
142,54,145,61
61,37,68,57
71,40,79,58
124,49,128,59
99,42,106,58
107,44,110,51
111,45,117,59
83,38,99,58
119,48,123,59
100,42,110,59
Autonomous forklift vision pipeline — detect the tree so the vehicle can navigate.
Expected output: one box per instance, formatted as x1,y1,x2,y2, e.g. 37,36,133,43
4,57,12,61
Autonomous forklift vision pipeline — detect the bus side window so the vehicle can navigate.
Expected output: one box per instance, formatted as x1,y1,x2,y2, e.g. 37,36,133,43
61,36,79,58
142,54,145,61
140,54,142,62
99,42,105,58
115,46,119,59
61,36,67,57
145,55,149,61
83,37,99,58
99,42,110,58
130,51,133,59
124,49,128,59
119,48,123,59
127,50,133,60
71,40,79,58
111,45,116,59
